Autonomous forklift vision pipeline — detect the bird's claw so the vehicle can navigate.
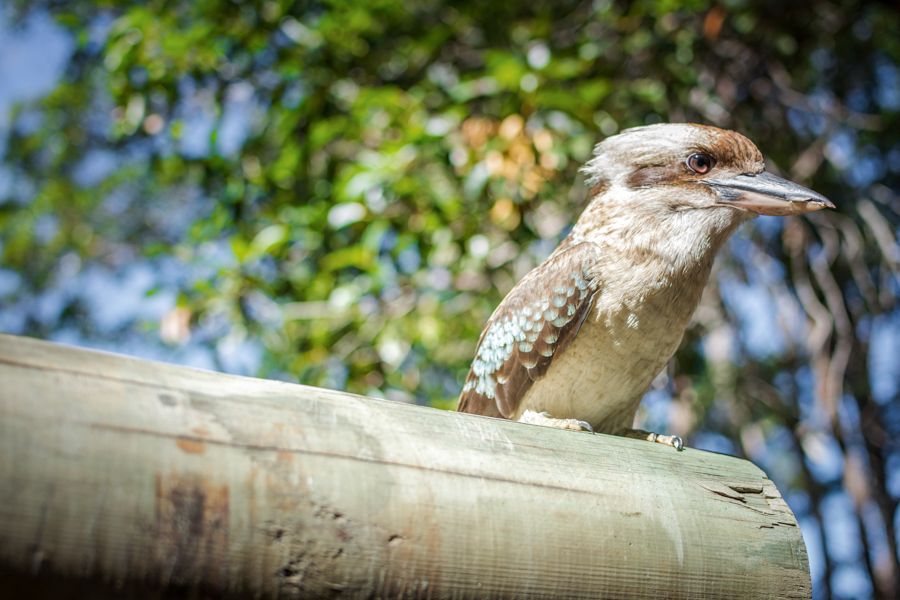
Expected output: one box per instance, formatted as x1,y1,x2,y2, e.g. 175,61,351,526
618,428,685,451
519,410,593,432
650,432,684,451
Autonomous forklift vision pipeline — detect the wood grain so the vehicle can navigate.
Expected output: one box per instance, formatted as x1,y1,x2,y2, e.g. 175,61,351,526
0,333,810,598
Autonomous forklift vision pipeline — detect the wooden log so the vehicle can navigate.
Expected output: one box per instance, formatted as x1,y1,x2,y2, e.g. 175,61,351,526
0,333,810,598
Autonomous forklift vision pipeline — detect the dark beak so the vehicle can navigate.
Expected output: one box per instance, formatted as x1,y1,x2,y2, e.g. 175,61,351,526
703,171,835,216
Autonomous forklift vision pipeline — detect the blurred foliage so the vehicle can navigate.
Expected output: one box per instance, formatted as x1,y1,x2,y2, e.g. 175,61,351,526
1,0,899,598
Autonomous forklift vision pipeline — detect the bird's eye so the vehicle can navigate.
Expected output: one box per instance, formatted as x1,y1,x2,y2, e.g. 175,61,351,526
687,153,716,174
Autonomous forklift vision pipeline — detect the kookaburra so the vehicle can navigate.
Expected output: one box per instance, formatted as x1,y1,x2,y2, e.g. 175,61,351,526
457,123,833,449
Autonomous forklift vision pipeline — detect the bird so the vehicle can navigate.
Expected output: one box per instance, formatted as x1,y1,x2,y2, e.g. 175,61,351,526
457,123,834,449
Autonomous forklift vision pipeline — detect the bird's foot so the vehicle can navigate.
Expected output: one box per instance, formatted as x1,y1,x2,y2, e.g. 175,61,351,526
518,410,593,432
617,428,684,451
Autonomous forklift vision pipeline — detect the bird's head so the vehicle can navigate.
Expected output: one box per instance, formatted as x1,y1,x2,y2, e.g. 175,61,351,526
581,123,834,219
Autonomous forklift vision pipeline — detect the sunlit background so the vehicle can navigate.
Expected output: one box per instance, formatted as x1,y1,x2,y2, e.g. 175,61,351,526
1,1,899,598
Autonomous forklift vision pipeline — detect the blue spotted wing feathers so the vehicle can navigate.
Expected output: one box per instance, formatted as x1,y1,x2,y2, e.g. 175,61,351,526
458,242,599,418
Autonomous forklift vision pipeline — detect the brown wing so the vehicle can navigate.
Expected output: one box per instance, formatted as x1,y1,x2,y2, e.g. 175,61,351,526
457,242,600,418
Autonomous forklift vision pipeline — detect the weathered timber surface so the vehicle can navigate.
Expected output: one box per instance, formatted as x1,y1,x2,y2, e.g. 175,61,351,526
0,333,810,598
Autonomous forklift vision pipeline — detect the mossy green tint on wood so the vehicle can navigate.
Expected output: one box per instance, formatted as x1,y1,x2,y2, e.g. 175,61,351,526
0,334,809,598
